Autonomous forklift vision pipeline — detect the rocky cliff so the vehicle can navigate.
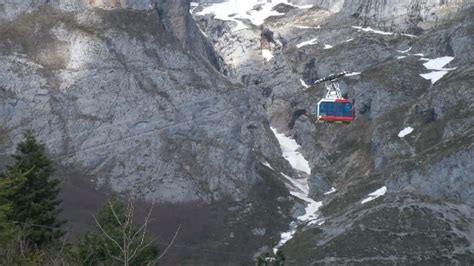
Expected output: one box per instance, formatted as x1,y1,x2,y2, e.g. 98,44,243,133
293,0,472,32
194,0,473,263
0,0,266,203
0,1,298,264
1,0,473,264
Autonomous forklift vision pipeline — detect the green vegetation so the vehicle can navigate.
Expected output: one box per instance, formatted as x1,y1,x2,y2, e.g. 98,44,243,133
0,133,292,265
5,132,65,248
0,133,161,265
0,132,65,264
0,177,16,246
71,197,159,265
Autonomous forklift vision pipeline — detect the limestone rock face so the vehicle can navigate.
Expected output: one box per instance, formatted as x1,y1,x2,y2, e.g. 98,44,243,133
0,1,283,204
387,148,474,204
193,0,473,263
0,3,298,263
0,0,157,17
292,0,471,31
2,0,473,263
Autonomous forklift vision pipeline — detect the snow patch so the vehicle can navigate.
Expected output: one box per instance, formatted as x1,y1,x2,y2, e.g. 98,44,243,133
271,128,323,250
397,47,412,53
262,49,274,61
308,219,325,226
277,229,296,248
396,56,407,60
298,198,322,222
324,187,337,195
361,186,387,204
262,161,274,170
300,79,310,89
402,33,417,38
423,56,455,70
296,38,318,48
198,27,208,38
295,25,320,29
232,22,249,32
323,44,333,49
294,4,313,9
197,0,302,31
276,173,322,248
345,72,361,77
352,26,393,35
419,56,456,84
190,2,199,13
398,127,414,138
281,173,308,196
271,127,310,174
420,71,450,84
343,38,354,43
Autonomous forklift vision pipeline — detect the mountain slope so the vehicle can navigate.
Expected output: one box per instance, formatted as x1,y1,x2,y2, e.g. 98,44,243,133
193,0,474,263
0,1,297,264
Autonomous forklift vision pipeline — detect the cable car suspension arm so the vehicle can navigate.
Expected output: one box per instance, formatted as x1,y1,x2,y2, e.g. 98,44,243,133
314,72,348,100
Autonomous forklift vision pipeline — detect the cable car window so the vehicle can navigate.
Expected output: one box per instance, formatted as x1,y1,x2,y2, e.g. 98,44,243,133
343,103,353,117
320,102,333,116
335,102,344,116
319,102,327,116
326,102,334,116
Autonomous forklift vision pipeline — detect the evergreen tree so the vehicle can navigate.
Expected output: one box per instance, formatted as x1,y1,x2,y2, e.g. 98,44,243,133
3,132,64,250
0,176,17,247
73,197,159,265
275,250,286,265
0,203,14,246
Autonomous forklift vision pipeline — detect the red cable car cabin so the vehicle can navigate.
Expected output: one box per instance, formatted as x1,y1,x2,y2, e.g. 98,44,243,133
317,98,354,123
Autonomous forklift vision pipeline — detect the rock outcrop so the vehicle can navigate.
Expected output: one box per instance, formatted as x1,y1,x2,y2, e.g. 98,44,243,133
193,0,473,263
293,0,472,32
0,0,280,204
0,1,300,264
2,0,473,263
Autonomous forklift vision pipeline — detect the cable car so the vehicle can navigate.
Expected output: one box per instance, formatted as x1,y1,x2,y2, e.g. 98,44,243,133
317,99,354,123
314,72,355,123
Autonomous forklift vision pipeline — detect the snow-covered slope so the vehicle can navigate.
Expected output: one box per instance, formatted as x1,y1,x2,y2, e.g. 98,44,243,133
270,127,323,248
197,0,312,31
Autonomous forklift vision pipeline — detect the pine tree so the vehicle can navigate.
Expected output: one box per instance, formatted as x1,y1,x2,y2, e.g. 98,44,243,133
3,132,64,250
0,176,17,247
0,203,14,246
73,197,159,266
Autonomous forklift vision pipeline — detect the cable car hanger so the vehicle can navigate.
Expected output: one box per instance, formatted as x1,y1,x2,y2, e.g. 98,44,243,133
314,71,348,99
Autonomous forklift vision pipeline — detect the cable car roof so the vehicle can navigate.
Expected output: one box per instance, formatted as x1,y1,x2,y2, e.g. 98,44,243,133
319,98,352,103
